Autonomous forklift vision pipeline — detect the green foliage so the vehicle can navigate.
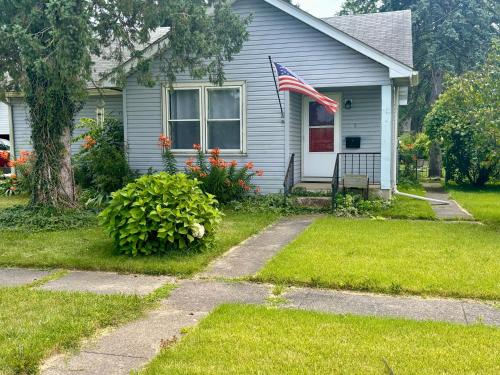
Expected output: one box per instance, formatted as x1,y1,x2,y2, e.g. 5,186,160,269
398,132,430,181
0,176,17,196
338,0,379,15
158,135,178,174
425,42,499,186
334,193,391,217
0,205,97,232
0,0,250,207
73,117,135,207
339,0,498,130
185,147,263,204
99,173,222,256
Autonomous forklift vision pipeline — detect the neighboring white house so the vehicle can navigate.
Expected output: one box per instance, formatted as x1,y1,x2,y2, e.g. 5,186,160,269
0,102,9,141
5,0,418,197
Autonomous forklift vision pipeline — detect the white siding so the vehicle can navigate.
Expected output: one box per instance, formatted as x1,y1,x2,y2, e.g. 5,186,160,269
0,103,8,136
125,0,390,192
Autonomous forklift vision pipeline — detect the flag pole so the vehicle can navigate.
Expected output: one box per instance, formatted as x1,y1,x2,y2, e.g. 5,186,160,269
268,56,284,119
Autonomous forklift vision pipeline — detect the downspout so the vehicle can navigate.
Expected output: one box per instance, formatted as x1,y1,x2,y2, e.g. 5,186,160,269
393,186,449,205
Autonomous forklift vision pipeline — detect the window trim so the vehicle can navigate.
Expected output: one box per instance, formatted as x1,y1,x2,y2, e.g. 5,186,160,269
163,81,247,154
165,86,203,153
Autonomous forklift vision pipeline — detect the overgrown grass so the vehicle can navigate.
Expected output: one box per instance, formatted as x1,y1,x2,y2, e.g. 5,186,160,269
0,210,280,276
141,304,500,375
447,183,500,228
0,286,171,375
375,183,435,220
257,217,500,299
0,195,28,209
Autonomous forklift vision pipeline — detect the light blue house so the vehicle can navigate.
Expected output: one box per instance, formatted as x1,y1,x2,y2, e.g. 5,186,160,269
4,0,417,197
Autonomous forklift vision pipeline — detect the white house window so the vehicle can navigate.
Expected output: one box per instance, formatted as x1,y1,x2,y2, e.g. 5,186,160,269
165,82,245,153
168,89,201,149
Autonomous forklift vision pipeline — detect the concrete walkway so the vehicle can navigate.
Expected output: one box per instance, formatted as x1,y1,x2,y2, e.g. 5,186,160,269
423,182,473,220
200,216,315,278
0,268,175,295
0,268,51,286
40,279,500,375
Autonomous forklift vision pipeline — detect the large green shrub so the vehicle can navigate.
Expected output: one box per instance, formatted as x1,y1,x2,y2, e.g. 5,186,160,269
73,117,136,207
99,173,222,256
425,41,499,186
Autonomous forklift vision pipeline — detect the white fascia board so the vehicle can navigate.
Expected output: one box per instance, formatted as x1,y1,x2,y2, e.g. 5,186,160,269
265,0,415,79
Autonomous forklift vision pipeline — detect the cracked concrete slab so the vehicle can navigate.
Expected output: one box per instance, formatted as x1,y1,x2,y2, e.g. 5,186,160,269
461,301,500,326
42,308,206,375
38,271,175,295
41,280,269,375
164,279,270,312
200,216,316,278
283,287,500,326
423,183,473,220
0,268,52,287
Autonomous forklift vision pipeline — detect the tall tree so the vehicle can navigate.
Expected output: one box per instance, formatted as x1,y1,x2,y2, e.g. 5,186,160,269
339,0,497,176
339,0,380,15
0,0,250,208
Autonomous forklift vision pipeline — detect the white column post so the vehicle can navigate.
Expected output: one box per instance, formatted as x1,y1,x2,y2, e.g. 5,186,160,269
380,85,393,191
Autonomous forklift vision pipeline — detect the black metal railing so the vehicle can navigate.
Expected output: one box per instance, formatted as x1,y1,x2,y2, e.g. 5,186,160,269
283,153,295,204
332,152,381,209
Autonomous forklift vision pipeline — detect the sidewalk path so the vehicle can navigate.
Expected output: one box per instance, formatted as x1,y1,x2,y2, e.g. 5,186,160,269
0,268,174,296
423,182,473,220
41,279,500,375
200,216,315,278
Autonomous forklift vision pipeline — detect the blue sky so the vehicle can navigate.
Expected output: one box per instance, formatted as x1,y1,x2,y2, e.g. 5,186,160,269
293,0,345,17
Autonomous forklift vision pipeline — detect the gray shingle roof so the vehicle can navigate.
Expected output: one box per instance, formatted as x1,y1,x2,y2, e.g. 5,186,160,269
91,27,170,85
323,10,413,67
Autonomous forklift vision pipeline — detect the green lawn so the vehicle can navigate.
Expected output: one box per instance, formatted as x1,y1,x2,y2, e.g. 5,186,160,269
0,195,28,209
0,210,280,276
257,217,500,299
375,184,435,220
0,286,157,375
142,304,500,375
447,184,500,228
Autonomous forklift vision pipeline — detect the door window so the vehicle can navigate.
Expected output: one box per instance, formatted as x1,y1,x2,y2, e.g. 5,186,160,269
309,102,334,152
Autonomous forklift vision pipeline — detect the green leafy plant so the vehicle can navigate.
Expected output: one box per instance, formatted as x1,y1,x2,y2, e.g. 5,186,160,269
99,173,222,256
399,133,430,181
334,193,391,217
425,41,499,186
73,117,135,207
185,145,263,204
158,135,177,174
0,205,96,232
0,151,34,196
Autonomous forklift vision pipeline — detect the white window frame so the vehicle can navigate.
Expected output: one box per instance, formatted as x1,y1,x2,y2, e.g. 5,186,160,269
163,81,247,154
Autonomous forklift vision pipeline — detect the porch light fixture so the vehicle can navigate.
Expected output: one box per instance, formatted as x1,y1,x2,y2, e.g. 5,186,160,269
344,99,352,110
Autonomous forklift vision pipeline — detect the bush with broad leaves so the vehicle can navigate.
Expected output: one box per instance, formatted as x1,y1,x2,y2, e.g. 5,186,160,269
99,173,221,256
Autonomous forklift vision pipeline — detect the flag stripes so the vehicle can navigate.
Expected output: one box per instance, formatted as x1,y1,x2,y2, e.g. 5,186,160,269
273,62,338,113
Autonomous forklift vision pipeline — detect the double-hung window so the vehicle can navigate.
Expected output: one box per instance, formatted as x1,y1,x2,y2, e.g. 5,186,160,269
165,82,245,153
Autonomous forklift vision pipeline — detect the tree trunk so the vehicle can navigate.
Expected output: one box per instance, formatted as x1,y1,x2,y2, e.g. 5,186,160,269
428,68,444,178
26,71,78,208
32,127,76,207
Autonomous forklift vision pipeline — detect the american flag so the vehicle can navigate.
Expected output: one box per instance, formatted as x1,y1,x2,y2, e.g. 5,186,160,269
274,62,338,113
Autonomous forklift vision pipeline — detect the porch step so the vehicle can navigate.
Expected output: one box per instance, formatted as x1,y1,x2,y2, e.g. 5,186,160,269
293,182,332,194
296,197,331,209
